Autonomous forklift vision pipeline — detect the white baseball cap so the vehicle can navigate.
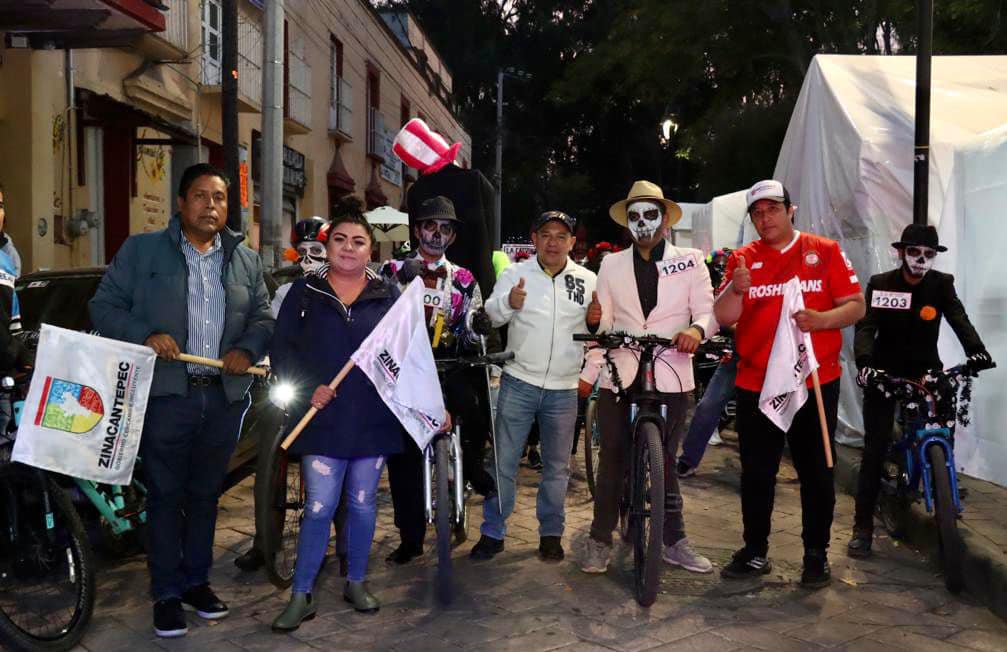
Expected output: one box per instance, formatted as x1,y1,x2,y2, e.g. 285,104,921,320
745,179,790,212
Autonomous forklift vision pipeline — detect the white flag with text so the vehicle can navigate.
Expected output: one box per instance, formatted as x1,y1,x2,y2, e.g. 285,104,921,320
351,277,446,450
759,276,819,431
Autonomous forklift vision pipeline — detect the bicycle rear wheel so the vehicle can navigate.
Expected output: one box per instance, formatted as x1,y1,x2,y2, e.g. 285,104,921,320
583,396,600,499
256,425,305,589
631,422,665,607
0,467,95,651
927,445,964,593
434,436,453,605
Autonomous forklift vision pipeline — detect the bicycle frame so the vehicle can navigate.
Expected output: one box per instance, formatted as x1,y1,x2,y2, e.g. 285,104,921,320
892,425,961,515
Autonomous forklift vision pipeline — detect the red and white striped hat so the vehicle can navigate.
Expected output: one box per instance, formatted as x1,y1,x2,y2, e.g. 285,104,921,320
392,118,461,175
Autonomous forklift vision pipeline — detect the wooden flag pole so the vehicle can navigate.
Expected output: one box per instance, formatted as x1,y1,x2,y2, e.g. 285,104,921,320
176,353,268,377
810,368,834,468
280,358,356,450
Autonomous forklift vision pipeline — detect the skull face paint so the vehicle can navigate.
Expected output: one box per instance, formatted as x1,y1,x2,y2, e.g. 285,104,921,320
626,201,664,243
296,241,328,274
902,245,936,278
416,219,456,258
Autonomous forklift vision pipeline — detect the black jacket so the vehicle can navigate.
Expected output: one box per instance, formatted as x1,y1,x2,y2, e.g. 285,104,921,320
854,269,985,377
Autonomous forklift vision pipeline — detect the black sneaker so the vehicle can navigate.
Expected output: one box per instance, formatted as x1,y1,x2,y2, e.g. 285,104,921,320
234,546,265,571
720,548,772,579
385,542,423,565
676,460,696,478
801,549,831,589
469,534,504,561
846,530,873,559
539,536,565,562
153,598,188,638
181,583,229,620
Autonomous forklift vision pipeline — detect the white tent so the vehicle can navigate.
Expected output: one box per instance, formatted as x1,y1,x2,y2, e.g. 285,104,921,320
774,54,1007,486
678,191,754,254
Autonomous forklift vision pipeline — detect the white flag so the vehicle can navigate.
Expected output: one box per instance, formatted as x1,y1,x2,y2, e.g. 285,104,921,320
13,325,156,484
352,277,446,450
759,276,820,431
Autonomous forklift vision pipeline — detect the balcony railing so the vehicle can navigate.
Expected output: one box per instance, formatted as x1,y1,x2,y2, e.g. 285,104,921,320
285,37,311,130
369,107,401,185
160,0,188,51
328,77,353,139
237,15,262,107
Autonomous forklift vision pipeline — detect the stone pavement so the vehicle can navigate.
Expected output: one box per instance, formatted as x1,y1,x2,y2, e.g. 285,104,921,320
76,432,1007,652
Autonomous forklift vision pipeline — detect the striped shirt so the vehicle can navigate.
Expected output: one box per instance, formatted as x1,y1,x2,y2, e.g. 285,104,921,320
180,233,226,375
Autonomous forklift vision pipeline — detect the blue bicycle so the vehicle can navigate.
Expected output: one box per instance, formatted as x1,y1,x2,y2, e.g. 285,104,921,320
867,362,993,593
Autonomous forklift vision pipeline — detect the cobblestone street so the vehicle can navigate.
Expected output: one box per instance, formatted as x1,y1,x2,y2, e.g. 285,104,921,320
79,433,1007,651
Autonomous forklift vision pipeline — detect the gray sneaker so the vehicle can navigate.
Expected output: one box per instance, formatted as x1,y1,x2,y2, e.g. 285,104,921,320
580,537,611,574
663,538,713,573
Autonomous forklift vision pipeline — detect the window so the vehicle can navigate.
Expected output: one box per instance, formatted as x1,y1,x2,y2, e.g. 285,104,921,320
366,65,383,158
201,0,222,85
329,36,352,137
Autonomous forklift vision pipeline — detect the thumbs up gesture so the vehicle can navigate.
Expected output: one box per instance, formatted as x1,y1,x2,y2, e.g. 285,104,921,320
586,291,602,328
731,255,752,296
509,277,528,310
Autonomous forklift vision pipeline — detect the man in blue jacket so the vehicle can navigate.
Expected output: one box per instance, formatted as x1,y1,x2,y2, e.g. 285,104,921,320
90,163,273,638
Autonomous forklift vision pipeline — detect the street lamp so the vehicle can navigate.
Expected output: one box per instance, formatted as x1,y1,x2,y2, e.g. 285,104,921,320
495,67,532,248
660,118,678,145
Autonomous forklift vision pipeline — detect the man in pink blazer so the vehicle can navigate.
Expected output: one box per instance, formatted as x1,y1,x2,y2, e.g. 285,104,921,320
580,180,717,575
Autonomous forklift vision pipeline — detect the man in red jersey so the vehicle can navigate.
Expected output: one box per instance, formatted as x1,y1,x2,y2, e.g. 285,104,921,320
714,180,865,589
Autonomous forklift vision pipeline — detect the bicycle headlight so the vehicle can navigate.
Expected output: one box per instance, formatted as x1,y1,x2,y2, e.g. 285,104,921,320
269,382,296,408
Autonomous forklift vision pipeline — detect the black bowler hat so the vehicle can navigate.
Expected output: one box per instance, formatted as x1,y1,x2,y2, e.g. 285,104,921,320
892,224,947,252
414,196,462,224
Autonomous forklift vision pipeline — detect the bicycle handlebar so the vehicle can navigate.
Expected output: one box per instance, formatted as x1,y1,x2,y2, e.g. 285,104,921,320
573,332,677,349
435,351,515,371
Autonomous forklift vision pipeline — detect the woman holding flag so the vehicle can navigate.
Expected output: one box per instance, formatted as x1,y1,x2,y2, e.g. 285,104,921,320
268,209,405,629
713,180,864,589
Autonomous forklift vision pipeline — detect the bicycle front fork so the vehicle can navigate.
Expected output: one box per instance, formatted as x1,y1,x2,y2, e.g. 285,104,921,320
423,426,465,524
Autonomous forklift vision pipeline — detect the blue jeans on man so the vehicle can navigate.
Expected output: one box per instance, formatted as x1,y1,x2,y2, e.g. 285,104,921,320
141,385,249,600
679,357,737,470
481,373,578,540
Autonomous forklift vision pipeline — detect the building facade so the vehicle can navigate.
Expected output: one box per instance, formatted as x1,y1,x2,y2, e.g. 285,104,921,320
0,0,471,273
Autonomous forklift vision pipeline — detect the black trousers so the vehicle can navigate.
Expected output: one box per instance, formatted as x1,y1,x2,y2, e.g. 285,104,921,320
387,368,493,547
853,391,898,533
736,380,839,556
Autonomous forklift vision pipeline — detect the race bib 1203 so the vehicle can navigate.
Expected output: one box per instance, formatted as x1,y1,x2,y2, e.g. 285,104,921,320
871,290,911,310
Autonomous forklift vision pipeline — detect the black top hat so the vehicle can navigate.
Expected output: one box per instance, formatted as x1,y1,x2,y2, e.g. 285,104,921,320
414,196,462,224
892,224,947,252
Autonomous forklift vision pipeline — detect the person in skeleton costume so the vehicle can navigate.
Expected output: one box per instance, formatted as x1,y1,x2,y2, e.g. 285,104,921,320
378,196,495,565
270,217,330,318
848,224,993,558
580,180,717,576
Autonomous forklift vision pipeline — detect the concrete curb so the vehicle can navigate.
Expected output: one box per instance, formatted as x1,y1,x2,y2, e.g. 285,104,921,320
833,442,1007,621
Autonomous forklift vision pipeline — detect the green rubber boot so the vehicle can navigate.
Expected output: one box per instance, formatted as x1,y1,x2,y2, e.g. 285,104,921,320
343,581,380,613
271,592,317,632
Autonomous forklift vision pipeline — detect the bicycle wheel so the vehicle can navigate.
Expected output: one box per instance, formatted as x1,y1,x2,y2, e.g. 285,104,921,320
631,422,665,607
256,425,305,589
0,468,95,651
434,436,453,605
583,396,600,499
878,455,910,540
927,445,964,593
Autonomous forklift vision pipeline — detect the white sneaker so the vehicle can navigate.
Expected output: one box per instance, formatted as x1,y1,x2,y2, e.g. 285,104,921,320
663,538,713,574
709,430,724,446
580,537,611,574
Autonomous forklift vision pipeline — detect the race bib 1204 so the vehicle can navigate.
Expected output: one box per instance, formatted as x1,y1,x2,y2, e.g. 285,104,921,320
871,290,911,310
657,255,697,278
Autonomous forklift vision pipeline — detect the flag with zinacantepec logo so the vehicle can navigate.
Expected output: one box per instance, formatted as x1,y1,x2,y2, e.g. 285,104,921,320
13,325,156,484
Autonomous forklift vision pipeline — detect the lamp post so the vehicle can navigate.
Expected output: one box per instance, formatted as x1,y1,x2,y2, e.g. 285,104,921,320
912,0,933,227
495,67,532,248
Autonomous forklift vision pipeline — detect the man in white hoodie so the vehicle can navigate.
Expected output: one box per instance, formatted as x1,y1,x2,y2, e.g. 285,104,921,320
471,211,596,562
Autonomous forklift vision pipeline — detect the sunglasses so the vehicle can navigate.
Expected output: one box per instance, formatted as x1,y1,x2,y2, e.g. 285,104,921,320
420,220,456,236
905,246,937,259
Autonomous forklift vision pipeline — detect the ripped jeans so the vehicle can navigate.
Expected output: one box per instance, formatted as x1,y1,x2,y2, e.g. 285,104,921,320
293,455,386,591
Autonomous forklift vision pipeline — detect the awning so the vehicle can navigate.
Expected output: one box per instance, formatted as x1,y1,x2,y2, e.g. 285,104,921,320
2,0,166,50
364,206,409,243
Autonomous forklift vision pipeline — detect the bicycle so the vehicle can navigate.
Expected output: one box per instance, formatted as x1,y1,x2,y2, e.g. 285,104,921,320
582,382,601,499
865,361,994,593
428,350,513,605
0,376,96,652
573,332,678,607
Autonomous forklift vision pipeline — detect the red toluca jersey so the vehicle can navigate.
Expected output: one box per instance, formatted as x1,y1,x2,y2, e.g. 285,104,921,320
720,231,862,391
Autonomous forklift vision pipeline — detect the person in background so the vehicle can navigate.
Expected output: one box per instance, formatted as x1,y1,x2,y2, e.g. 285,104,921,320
270,217,330,317
89,163,273,638
0,183,22,278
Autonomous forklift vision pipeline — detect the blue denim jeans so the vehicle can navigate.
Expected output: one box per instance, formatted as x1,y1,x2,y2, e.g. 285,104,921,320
292,454,386,590
481,373,578,540
141,386,250,601
679,357,737,469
